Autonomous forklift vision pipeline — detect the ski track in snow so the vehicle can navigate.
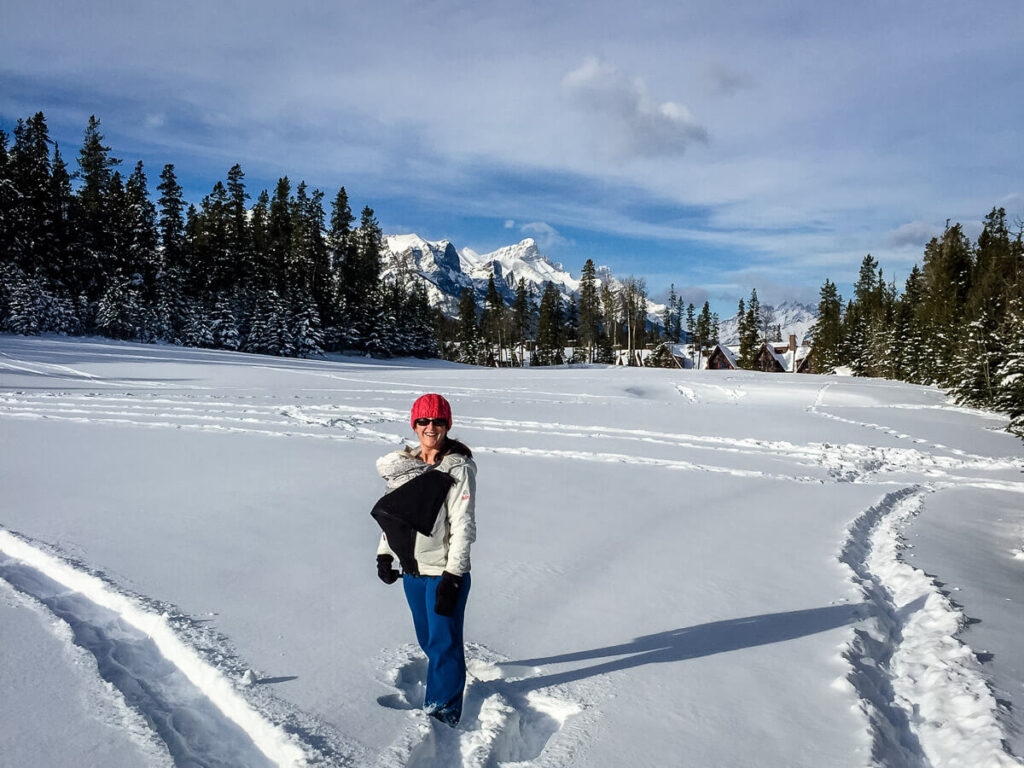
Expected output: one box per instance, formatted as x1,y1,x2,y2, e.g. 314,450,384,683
4,347,1024,767
2,391,1023,493
373,644,594,768
838,488,1023,768
0,529,367,768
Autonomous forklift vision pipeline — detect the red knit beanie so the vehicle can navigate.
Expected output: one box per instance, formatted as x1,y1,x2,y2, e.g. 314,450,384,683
410,393,452,429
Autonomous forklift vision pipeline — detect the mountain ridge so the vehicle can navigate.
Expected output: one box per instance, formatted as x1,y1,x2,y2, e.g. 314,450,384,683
381,233,817,341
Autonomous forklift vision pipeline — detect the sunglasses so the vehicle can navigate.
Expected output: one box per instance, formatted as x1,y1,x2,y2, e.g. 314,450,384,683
414,418,449,428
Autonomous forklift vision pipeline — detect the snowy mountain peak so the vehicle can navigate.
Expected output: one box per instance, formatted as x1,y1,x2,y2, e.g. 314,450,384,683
718,300,818,345
381,233,583,315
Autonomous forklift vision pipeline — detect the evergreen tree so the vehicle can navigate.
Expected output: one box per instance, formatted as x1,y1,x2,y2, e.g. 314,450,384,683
739,290,760,368
600,281,618,350
685,302,695,357
249,190,271,289
225,164,250,287
10,113,55,277
292,297,325,358
996,296,1024,437
123,161,158,299
564,295,580,363
481,274,506,365
811,279,843,374
662,284,677,342
157,164,186,281
511,277,531,366
535,281,564,365
327,187,356,345
919,224,973,384
95,275,144,340
210,293,240,350
694,301,712,368
405,281,438,358
2,266,43,335
348,205,383,349
76,116,121,300
736,298,752,368
267,177,293,293
578,259,600,362
456,288,483,365
0,129,15,262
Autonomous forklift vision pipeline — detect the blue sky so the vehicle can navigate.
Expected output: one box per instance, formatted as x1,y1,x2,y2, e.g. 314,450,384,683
2,0,1022,317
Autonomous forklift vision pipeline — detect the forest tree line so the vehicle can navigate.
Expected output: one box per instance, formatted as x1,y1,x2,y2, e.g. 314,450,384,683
1,112,1021,435
809,211,1024,436
0,112,436,358
442,268,724,368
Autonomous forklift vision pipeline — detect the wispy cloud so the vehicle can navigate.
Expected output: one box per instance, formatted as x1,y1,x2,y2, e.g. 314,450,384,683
562,57,708,159
887,220,940,249
520,221,571,251
3,0,1021,313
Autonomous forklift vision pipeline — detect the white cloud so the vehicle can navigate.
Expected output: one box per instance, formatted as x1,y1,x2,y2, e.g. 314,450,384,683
504,219,515,229
520,221,570,251
562,57,708,159
887,220,940,249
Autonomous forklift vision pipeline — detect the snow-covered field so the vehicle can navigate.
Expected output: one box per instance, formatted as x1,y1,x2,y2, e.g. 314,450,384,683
1,335,1022,768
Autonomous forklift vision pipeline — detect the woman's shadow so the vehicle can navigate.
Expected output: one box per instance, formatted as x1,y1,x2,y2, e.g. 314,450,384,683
501,603,869,692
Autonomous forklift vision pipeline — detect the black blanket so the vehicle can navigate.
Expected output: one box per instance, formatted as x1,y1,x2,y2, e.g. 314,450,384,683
370,470,455,576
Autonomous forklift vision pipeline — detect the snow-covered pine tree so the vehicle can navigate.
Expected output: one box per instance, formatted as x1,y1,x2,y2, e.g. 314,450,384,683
735,298,751,368
291,293,325,358
578,259,600,362
325,187,355,349
225,164,250,291
181,298,214,348
209,293,240,350
996,297,1024,437
96,276,142,340
456,288,483,366
511,278,531,366
265,292,295,357
366,290,398,359
401,280,437,358
0,129,15,262
535,281,564,366
2,266,44,335
76,116,121,303
949,306,1001,407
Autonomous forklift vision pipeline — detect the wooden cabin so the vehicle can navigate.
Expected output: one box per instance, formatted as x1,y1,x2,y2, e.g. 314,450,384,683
706,343,739,370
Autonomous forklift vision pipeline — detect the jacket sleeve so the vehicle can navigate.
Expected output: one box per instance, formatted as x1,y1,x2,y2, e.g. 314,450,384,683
443,461,476,576
377,531,396,559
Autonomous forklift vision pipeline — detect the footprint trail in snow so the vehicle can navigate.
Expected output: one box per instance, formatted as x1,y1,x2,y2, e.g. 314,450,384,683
374,644,592,768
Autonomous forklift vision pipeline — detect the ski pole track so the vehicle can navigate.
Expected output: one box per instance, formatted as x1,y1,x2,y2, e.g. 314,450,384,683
838,488,1022,768
0,350,203,390
809,381,1012,461
374,644,595,768
0,528,367,768
3,392,1024,490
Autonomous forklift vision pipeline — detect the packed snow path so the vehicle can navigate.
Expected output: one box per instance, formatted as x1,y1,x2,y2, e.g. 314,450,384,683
1,336,1023,767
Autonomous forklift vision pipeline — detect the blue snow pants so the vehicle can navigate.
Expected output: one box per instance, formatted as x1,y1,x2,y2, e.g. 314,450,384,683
402,573,471,726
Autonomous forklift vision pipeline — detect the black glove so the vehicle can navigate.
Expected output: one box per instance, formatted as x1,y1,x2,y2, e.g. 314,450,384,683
377,555,400,585
434,571,462,616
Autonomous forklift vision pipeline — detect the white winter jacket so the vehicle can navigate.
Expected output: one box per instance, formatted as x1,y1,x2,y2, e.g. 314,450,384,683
376,446,477,577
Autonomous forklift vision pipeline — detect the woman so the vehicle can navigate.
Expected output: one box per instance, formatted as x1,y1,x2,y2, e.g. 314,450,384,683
373,393,476,727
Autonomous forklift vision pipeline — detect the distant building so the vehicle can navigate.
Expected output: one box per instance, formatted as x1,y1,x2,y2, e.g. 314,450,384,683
706,343,739,370
754,335,814,373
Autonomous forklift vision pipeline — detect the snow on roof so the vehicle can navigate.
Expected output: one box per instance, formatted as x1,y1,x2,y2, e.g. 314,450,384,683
714,343,739,367
764,344,788,370
782,345,812,372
